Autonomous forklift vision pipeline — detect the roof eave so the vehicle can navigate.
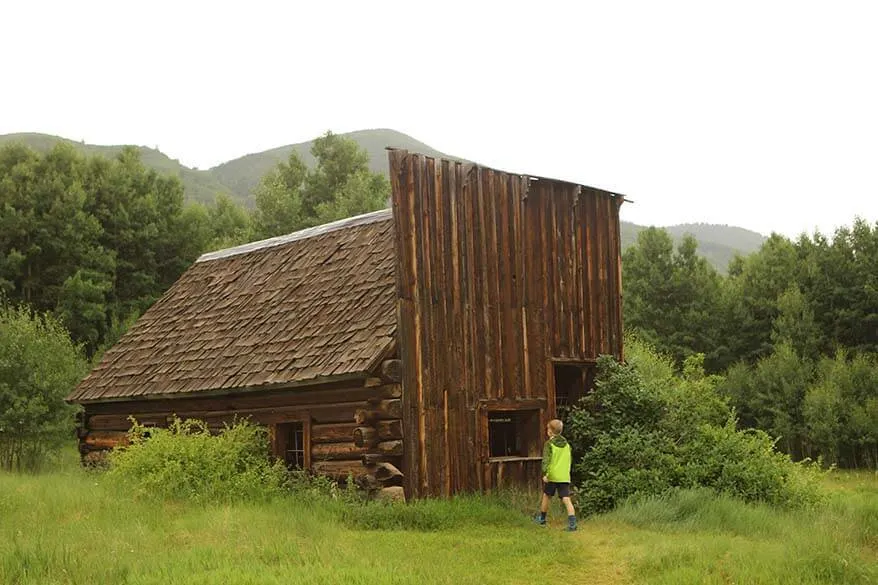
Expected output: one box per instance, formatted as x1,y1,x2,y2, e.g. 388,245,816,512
66,371,372,405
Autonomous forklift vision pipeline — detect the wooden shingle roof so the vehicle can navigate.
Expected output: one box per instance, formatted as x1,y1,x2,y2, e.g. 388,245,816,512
67,210,397,403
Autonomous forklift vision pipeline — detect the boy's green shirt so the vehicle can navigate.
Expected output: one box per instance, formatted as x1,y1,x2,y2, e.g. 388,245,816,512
542,434,572,483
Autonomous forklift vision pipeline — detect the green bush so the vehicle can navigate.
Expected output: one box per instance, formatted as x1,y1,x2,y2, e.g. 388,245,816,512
106,417,288,503
0,302,85,472
682,420,821,507
567,340,822,515
574,428,682,515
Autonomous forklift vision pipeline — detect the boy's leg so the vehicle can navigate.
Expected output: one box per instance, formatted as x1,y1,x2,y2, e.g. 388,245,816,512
534,484,554,525
559,486,577,531
561,496,575,517
534,492,551,525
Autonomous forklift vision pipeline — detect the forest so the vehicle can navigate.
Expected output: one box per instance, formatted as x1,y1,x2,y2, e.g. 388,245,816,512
0,134,875,472
623,222,878,468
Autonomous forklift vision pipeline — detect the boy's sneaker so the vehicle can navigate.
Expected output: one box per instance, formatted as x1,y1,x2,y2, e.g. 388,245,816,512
564,524,578,532
532,514,546,526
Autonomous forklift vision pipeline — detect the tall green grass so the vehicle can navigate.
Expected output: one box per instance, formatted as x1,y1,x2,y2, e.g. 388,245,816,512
0,471,573,585
1,468,875,584
603,477,877,584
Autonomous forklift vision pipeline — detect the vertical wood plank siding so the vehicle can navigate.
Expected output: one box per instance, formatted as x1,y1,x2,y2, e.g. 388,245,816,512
390,151,624,497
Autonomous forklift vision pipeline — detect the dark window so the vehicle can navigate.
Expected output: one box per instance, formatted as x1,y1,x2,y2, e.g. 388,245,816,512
140,422,158,440
554,364,596,413
279,422,306,469
488,410,541,458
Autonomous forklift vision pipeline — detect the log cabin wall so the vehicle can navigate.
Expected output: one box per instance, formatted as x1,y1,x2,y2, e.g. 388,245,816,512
389,150,624,498
77,376,403,481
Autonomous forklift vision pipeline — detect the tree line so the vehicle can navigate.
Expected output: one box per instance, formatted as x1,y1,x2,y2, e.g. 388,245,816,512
623,223,878,468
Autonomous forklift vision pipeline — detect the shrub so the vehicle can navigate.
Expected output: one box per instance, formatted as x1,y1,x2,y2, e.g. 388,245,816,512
106,417,288,503
0,302,86,472
567,345,822,515
574,428,682,515
682,419,822,508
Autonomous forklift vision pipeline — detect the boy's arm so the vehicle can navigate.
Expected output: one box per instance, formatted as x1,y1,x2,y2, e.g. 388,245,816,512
541,440,552,476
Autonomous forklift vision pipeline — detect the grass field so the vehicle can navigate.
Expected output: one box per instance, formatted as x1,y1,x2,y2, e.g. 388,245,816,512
1,460,875,585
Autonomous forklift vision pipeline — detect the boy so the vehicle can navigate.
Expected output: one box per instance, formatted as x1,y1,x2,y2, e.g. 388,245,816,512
534,419,577,531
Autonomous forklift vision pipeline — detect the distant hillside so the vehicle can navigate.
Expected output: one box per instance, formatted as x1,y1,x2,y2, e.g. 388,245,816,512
620,222,766,272
0,133,233,204
665,223,767,253
0,129,451,206
0,129,766,270
210,129,453,201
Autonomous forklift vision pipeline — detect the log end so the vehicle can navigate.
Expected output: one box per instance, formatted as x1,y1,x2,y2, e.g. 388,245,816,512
379,359,403,383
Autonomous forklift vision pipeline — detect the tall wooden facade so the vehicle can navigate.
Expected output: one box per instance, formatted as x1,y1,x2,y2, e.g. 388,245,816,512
68,151,624,499
389,151,623,497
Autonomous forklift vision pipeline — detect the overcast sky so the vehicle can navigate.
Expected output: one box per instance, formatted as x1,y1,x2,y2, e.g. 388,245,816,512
2,1,876,238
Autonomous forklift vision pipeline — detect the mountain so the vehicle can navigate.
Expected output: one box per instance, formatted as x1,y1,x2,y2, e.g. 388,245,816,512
0,133,233,204
210,129,454,201
664,223,766,270
621,222,766,272
0,129,766,269
0,129,452,206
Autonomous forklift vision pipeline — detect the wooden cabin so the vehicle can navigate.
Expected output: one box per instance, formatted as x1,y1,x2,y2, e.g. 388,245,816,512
67,151,625,498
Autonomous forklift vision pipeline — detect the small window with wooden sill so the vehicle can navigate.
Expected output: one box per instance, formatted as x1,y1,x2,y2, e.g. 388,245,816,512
487,410,541,460
274,421,309,470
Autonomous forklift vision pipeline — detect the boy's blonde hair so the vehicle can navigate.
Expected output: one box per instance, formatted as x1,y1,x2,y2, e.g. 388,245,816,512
548,419,563,435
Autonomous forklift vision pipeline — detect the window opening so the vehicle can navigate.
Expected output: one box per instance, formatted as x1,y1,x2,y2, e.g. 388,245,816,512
554,363,596,415
488,410,540,458
281,422,306,470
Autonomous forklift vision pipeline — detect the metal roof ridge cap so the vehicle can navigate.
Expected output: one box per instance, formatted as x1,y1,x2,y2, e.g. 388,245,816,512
196,208,393,263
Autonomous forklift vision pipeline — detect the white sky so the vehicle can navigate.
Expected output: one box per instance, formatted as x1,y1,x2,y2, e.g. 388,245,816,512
1,0,876,238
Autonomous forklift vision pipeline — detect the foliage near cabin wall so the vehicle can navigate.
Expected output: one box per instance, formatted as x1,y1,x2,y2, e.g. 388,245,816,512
107,418,288,503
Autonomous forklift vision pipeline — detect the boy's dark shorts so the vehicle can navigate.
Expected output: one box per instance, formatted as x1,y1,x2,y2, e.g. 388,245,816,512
543,482,571,498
